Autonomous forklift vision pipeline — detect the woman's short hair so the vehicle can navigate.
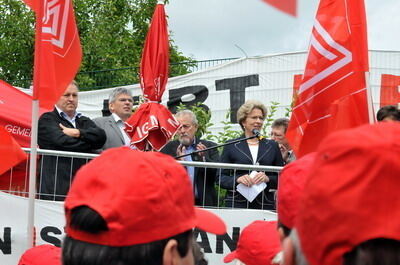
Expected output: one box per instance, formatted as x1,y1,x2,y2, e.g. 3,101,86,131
236,100,267,130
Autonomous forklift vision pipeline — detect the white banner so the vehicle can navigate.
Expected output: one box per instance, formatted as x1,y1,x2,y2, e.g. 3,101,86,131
0,193,65,265
78,52,307,135
0,192,276,265
75,51,400,136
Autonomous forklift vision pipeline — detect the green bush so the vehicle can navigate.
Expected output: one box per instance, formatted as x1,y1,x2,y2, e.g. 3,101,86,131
176,102,213,139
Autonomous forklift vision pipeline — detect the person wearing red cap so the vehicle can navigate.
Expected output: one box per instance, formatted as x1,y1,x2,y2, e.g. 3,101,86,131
18,244,61,265
62,147,226,265
281,122,400,265
223,220,282,265
276,152,316,240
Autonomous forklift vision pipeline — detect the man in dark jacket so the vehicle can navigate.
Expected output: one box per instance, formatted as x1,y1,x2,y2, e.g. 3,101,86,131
161,110,219,207
38,81,106,201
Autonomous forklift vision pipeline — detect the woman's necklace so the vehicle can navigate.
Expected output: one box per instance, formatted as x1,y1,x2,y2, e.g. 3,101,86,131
247,139,259,145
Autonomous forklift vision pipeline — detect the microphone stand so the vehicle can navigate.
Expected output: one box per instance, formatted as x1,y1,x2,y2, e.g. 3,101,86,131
175,134,263,159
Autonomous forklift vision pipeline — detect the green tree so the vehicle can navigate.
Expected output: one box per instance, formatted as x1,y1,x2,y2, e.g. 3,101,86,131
0,0,193,89
0,0,35,87
206,110,242,144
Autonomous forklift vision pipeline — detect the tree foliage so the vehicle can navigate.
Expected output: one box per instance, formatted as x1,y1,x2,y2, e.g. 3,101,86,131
179,101,291,144
0,0,35,86
0,0,193,88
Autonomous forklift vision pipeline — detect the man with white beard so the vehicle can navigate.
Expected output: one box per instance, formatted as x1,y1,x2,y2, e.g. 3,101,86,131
161,110,219,207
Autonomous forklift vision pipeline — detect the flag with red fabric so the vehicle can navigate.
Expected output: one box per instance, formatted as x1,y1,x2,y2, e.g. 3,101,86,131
0,126,27,175
140,2,169,102
23,0,82,109
380,74,400,107
286,0,371,158
0,81,49,147
125,103,180,151
260,0,297,17
292,74,302,103
125,3,179,151
0,81,49,193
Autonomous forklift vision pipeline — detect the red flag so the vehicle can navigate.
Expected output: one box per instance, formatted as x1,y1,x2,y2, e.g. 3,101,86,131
125,103,180,151
126,3,179,151
0,81,49,147
140,3,169,102
292,74,303,103
261,0,297,17
380,74,400,107
286,0,370,157
0,81,49,193
0,126,27,175
24,0,82,109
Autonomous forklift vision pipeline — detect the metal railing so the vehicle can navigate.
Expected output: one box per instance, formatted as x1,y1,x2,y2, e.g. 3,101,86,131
6,57,239,91
1,148,283,209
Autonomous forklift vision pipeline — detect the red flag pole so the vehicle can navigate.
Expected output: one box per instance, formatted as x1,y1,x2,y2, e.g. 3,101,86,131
27,0,43,248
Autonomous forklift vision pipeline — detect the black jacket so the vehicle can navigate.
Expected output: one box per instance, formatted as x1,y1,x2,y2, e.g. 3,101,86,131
38,109,106,200
160,138,219,206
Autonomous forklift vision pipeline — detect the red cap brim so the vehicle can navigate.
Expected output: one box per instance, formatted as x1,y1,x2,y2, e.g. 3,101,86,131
195,208,226,235
223,251,238,263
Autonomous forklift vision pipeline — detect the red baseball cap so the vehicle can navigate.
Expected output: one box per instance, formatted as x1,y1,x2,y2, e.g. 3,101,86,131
65,147,226,246
277,152,316,229
18,245,61,265
296,122,400,265
224,221,281,265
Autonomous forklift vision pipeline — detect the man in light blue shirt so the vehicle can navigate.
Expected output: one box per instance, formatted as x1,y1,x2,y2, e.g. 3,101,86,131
161,110,220,207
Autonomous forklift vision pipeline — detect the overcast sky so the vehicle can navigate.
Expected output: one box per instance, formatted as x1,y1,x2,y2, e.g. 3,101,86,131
165,0,400,60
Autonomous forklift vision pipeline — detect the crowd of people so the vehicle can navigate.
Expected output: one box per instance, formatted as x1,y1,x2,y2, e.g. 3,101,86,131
15,81,400,264
36,81,400,206
36,81,293,205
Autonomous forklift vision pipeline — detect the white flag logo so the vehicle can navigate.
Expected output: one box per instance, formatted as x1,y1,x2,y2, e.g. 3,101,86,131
41,0,70,52
299,19,352,95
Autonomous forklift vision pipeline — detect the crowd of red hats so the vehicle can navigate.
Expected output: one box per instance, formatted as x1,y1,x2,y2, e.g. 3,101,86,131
222,122,400,265
18,245,61,265
17,121,400,265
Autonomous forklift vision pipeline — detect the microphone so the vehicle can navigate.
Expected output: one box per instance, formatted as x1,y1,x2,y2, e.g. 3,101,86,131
252,129,261,137
252,129,265,140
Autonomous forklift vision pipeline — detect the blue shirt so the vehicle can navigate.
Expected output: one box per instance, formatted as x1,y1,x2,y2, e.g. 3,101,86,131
184,140,198,197
55,106,81,128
